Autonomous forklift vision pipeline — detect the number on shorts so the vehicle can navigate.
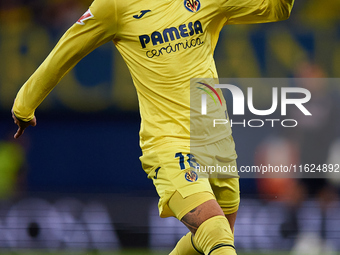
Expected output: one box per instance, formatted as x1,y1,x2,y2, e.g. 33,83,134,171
175,152,199,170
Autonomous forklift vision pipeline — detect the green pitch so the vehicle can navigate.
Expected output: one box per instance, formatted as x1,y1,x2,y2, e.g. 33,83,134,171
2,250,340,255
0,250,294,255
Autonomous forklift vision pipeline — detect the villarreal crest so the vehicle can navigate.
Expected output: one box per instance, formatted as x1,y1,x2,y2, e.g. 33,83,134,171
185,170,198,182
184,0,201,13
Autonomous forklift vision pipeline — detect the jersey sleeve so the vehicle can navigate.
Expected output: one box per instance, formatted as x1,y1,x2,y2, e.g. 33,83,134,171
222,0,294,25
13,0,118,122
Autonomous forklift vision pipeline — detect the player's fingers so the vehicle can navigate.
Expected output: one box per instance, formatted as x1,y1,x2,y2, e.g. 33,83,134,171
14,127,24,139
12,110,36,138
30,117,37,127
12,115,19,125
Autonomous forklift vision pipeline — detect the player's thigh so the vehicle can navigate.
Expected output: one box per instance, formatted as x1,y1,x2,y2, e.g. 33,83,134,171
140,145,214,218
210,176,240,217
225,211,238,232
178,196,224,234
168,189,237,233
193,137,240,216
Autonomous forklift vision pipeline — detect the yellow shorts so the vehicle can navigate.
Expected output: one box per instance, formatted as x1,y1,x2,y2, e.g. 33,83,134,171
140,137,240,218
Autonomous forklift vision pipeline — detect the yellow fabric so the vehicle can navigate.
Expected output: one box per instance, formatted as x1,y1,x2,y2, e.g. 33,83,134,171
210,177,240,215
192,135,239,179
140,137,240,217
13,0,294,151
169,191,215,220
140,144,214,218
194,215,236,255
169,232,203,255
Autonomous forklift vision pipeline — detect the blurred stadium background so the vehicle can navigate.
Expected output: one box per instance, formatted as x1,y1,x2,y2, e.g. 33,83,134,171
0,0,340,254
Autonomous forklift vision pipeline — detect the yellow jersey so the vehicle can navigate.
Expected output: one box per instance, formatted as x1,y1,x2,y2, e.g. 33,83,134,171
13,0,294,151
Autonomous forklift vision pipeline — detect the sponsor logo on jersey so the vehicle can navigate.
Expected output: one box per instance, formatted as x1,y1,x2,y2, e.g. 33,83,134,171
76,9,94,25
133,10,151,19
139,20,203,48
185,170,198,182
184,0,201,12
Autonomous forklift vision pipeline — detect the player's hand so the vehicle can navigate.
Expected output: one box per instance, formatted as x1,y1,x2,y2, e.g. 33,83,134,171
11,110,36,139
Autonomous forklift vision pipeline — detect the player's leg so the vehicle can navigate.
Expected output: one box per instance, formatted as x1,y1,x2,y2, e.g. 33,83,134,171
225,211,237,233
169,138,239,254
207,176,239,254
140,146,214,254
140,144,237,254
190,136,239,254
169,191,217,255
169,191,237,255
207,136,240,233
169,231,202,255
170,211,237,255
210,176,240,226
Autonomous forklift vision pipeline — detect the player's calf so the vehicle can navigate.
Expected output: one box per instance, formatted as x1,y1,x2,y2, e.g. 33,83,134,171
169,192,236,254
193,215,236,254
169,232,202,255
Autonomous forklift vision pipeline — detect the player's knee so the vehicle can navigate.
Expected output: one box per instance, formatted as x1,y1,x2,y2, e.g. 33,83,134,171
180,198,225,234
193,215,236,255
